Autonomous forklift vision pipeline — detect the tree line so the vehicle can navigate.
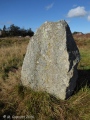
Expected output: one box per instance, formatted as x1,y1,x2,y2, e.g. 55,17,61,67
0,24,34,37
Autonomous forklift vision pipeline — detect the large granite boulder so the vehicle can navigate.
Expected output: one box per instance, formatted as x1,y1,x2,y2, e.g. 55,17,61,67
21,20,80,100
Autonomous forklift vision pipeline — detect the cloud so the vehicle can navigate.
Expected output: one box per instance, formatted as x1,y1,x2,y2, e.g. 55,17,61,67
87,15,90,21
67,6,87,18
45,3,54,10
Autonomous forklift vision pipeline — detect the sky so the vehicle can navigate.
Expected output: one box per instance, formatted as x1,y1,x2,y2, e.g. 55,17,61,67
0,0,90,33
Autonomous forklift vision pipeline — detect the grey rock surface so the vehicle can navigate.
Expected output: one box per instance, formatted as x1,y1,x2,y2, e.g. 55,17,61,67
21,20,80,100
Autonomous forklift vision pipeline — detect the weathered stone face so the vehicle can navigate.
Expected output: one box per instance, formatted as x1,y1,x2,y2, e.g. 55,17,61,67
21,20,80,100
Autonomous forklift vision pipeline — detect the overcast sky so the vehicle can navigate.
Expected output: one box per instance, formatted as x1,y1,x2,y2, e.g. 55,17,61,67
0,0,90,33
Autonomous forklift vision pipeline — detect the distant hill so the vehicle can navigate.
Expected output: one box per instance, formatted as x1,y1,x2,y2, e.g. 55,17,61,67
73,32,90,39
72,31,84,35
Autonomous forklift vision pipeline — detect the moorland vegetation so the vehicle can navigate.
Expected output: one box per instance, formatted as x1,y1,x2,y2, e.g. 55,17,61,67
0,34,90,120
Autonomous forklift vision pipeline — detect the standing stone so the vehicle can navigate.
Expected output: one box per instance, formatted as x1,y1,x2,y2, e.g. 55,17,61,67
21,20,80,100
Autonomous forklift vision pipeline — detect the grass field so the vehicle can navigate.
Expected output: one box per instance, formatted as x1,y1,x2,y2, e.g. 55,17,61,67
0,35,90,120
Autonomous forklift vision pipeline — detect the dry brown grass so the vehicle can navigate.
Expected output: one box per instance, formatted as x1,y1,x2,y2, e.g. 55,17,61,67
0,36,90,120
0,37,29,117
73,34,90,49
0,38,28,80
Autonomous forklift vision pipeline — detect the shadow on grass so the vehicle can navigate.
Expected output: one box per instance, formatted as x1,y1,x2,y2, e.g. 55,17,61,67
76,69,90,90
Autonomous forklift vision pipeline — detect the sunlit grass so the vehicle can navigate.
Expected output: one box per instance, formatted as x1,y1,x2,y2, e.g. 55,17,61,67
0,44,26,80
78,50,90,70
